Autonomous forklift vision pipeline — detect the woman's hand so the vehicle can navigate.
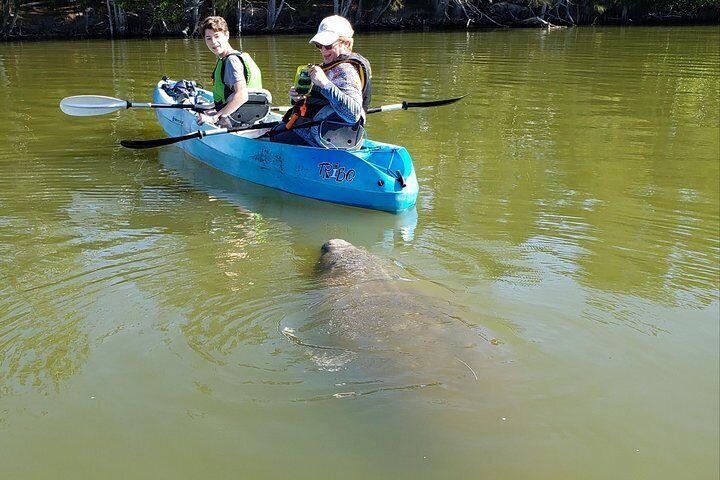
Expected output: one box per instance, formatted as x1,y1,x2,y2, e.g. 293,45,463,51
309,65,330,89
289,86,305,104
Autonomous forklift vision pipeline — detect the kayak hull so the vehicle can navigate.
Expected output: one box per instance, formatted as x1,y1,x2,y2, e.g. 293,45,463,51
152,80,418,212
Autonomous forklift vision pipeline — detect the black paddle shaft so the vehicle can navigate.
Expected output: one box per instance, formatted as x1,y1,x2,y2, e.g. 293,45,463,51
120,120,325,150
147,100,269,112
121,121,280,149
121,95,467,149
148,103,213,112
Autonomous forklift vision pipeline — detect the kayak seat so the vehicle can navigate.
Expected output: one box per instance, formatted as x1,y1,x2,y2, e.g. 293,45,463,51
319,120,365,151
228,89,273,127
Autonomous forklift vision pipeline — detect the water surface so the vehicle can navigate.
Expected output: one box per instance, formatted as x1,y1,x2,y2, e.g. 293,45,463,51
0,27,718,479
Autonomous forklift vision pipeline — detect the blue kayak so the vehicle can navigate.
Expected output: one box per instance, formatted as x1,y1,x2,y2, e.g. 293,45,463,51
152,80,419,212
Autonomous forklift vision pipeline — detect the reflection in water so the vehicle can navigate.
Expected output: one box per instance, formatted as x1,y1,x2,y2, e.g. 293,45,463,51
156,147,418,248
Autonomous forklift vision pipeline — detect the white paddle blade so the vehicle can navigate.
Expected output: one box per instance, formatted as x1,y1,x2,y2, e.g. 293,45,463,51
59,95,127,116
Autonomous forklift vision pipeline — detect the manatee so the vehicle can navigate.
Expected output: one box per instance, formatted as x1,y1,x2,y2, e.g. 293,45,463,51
282,239,498,394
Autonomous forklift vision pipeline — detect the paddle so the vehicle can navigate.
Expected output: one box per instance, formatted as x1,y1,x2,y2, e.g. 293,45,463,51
120,95,467,150
60,95,212,116
59,94,271,117
120,121,291,149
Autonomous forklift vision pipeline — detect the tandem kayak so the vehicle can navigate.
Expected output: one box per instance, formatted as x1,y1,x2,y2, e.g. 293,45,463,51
152,79,419,212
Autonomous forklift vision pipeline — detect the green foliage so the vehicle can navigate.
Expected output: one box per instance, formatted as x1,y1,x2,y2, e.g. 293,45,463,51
3,0,719,37
591,0,718,13
119,0,183,25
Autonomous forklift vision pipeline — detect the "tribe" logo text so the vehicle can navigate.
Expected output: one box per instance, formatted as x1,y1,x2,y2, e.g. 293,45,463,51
318,162,356,183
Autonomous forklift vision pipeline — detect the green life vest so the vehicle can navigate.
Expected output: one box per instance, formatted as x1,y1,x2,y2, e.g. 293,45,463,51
212,51,263,108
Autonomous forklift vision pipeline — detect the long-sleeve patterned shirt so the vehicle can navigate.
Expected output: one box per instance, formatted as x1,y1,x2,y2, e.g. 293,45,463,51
296,62,365,148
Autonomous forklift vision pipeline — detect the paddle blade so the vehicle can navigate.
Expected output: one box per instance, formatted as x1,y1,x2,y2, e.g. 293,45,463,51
60,95,127,116
366,95,468,115
404,94,468,109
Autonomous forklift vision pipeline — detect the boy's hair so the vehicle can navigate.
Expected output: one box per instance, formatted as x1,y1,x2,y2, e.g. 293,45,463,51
202,16,229,34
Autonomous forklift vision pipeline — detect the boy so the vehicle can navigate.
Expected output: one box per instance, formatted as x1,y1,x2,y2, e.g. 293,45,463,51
199,16,263,128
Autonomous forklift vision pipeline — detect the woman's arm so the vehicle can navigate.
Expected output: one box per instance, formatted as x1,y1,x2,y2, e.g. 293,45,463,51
310,63,364,123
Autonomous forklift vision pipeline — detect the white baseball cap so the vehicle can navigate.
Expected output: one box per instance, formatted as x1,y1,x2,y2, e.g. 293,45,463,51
309,15,354,46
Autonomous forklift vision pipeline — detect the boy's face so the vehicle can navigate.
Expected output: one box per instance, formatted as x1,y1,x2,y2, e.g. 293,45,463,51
204,29,230,56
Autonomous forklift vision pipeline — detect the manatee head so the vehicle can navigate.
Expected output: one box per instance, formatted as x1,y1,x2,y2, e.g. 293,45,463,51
316,239,394,282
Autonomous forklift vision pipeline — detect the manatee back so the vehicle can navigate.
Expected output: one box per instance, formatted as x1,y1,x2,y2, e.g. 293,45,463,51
316,239,399,284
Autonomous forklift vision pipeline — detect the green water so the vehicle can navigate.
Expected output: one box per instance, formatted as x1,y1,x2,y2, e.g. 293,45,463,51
1,27,718,479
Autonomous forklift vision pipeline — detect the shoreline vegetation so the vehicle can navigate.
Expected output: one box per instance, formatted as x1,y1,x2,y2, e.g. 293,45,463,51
1,1,718,40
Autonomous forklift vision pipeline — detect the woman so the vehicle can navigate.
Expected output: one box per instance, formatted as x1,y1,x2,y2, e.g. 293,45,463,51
268,15,372,150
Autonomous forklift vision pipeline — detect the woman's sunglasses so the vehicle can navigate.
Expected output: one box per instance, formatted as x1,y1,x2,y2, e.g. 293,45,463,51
315,41,339,50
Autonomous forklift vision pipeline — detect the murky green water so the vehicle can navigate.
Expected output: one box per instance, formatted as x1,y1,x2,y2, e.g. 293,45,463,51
1,27,718,479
